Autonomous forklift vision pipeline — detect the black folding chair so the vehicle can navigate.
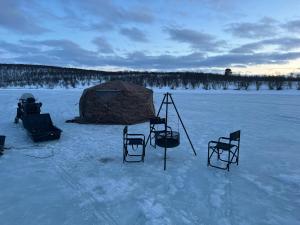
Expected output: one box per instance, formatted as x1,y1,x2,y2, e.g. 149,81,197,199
148,117,166,148
123,126,145,163
207,130,241,171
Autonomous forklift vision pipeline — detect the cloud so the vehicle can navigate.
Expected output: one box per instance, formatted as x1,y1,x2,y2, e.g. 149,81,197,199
230,43,260,54
0,40,40,55
282,19,300,33
92,37,114,53
88,22,115,32
60,0,154,30
17,39,100,66
0,0,49,34
2,38,300,70
116,51,205,69
198,52,300,67
225,17,279,39
231,37,300,53
165,27,226,51
120,27,148,42
115,51,300,69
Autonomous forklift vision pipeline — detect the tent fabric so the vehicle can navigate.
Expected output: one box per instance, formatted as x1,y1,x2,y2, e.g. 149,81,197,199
77,81,155,125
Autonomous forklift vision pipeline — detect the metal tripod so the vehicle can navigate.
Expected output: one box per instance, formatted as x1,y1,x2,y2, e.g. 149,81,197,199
146,92,197,170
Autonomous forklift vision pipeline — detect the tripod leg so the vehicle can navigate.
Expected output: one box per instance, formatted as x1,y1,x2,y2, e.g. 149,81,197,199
169,95,197,156
156,94,166,117
164,94,169,170
164,147,167,170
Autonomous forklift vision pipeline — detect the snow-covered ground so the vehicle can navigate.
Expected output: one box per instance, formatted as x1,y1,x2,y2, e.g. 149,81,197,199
0,89,300,225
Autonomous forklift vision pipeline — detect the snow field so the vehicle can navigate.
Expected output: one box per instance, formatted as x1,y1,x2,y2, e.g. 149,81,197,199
0,89,300,225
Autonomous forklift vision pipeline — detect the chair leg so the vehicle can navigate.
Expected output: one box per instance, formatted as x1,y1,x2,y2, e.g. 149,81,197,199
227,149,230,171
228,148,239,165
123,143,145,163
217,148,220,159
142,143,145,162
208,143,234,171
207,144,210,166
151,133,157,148
123,145,126,163
150,133,156,148
150,133,153,146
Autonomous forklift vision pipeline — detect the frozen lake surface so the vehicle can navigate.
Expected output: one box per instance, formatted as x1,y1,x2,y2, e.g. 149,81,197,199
0,89,299,225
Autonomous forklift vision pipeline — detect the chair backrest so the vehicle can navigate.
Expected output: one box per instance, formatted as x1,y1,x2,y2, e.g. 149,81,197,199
0,135,5,148
123,126,128,137
230,130,241,141
150,117,166,125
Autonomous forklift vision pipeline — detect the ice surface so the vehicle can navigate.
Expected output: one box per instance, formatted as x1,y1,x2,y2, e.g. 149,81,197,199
0,89,299,225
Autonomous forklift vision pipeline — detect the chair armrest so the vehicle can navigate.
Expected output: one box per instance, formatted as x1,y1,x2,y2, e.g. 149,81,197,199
127,134,145,139
152,126,173,135
218,137,230,142
150,117,166,125
230,143,238,148
208,140,218,145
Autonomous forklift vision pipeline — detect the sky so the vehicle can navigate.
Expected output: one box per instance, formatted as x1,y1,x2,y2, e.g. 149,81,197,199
1,0,300,75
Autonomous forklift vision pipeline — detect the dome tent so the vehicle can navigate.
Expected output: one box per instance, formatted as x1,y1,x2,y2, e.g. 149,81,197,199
77,81,155,125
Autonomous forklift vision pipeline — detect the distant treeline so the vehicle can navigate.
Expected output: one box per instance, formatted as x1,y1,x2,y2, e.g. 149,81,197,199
0,63,300,90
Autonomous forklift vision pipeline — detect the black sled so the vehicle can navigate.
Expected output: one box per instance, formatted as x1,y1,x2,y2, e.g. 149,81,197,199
15,93,62,142
22,114,62,142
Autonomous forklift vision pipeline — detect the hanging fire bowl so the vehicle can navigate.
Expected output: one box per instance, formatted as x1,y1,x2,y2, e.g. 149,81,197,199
155,131,180,148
